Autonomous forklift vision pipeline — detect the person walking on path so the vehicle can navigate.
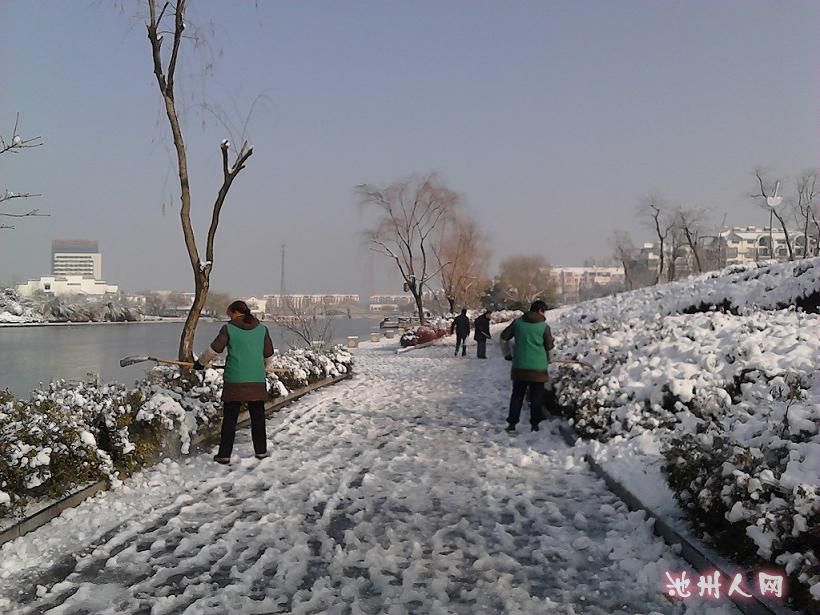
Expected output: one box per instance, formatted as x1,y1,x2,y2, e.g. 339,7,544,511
473,309,493,359
450,308,471,357
500,300,554,432
194,300,275,464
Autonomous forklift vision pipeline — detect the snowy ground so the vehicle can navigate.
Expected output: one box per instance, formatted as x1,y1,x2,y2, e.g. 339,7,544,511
1,340,736,614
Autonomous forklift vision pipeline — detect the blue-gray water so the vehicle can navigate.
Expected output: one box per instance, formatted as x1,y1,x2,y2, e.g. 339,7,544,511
0,318,380,398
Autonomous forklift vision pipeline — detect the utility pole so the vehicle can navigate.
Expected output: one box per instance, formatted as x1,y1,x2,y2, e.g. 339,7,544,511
280,244,286,295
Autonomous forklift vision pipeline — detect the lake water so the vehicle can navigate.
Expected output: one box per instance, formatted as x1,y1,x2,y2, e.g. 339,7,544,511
0,318,382,398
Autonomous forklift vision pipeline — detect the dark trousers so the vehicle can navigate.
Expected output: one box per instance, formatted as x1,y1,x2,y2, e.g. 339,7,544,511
507,381,545,427
217,400,267,457
454,335,467,356
476,337,487,358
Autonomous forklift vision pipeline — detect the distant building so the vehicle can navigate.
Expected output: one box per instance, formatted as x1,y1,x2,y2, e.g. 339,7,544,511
16,275,118,297
265,294,360,312
549,267,625,305
52,240,102,280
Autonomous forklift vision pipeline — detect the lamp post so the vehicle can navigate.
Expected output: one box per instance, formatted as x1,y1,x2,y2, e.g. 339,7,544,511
766,181,784,261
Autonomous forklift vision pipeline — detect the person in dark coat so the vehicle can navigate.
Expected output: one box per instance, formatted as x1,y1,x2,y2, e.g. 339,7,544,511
473,309,493,359
194,300,275,464
500,300,554,432
450,308,471,357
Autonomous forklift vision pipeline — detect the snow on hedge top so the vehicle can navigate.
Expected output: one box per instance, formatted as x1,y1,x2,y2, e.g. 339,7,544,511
555,258,820,326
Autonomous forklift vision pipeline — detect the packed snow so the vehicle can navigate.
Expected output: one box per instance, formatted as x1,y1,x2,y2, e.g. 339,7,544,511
0,342,733,614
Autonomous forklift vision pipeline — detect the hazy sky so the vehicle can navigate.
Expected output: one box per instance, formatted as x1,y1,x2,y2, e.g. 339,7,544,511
1,1,818,297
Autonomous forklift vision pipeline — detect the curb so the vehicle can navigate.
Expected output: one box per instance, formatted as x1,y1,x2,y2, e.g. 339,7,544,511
557,423,799,615
0,372,352,548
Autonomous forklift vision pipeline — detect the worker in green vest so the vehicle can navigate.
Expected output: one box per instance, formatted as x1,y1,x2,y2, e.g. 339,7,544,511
500,299,554,432
194,300,275,464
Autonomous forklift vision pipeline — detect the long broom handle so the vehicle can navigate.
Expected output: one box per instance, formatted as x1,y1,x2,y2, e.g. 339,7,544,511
153,358,287,374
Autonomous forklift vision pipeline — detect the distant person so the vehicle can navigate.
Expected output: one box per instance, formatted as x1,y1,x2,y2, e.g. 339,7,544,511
500,299,554,432
194,300,275,464
473,309,493,359
450,308,471,357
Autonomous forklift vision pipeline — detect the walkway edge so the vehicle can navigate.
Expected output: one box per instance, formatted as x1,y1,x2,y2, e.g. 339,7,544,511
0,372,352,548
556,423,798,615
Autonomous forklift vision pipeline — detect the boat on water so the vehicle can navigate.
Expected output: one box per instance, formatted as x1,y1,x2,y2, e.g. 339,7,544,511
378,311,431,329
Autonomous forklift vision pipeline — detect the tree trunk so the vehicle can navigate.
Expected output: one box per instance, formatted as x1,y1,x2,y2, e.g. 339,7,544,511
414,292,425,324
772,210,794,260
447,295,455,314
179,271,209,362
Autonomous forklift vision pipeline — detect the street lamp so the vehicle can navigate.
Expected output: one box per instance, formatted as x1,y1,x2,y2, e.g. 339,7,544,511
766,181,784,261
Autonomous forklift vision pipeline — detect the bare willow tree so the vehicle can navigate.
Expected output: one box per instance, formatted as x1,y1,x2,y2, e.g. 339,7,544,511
497,254,556,307
358,174,457,323
433,211,490,313
638,194,675,284
752,169,793,261
794,171,819,257
146,0,253,362
610,230,635,290
1,114,45,230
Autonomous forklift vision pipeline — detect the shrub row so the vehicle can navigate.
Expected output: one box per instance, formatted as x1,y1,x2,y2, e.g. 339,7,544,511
0,346,353,521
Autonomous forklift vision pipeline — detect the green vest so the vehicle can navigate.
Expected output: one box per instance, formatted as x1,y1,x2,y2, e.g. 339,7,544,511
224,323,267,383
512,318,549,372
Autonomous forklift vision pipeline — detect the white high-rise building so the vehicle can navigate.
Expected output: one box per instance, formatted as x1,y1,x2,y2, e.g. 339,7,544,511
52,240,102,279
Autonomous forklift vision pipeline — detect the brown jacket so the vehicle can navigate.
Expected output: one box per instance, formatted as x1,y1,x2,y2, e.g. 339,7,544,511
200,316,274,402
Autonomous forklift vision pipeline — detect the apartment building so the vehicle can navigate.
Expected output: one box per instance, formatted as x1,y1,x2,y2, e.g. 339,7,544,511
52,240,102,280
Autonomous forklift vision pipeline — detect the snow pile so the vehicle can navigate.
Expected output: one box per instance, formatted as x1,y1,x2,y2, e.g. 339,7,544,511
0,345,353,522
400,311,521,348
0,289,40,323
549,257,820,605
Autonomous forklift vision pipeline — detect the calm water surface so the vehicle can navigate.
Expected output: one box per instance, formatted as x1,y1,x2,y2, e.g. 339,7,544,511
0,318,380,398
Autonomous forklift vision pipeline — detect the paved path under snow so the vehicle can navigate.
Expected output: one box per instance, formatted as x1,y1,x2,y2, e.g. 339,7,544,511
4,341,736,614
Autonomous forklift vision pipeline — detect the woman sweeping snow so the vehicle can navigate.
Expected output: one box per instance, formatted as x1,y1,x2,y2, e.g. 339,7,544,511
193,300,275,464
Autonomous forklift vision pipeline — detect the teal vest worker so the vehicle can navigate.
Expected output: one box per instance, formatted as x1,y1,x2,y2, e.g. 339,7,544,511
224,323,268,383
511,318,549,372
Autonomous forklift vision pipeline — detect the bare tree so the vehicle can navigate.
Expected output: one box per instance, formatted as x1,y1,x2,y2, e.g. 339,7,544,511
357,174,457,323
433,211,490,313
1,113,45,229
752,169,794,261
610,230,635,290
794,171,819,257
637,194,675,284
146,0,254,362
673,207,709,273
271,298,335,349
497,254,556,307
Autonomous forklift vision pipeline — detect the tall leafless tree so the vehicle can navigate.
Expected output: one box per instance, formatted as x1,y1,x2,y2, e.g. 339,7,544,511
146,0,253,362
357,174,457,323
1,114,45,229
497,254,556,307
638,194,674,284
610,230,635,290
752,169,794,261
673,206,710,273
433,211,490,313
794,171,819,257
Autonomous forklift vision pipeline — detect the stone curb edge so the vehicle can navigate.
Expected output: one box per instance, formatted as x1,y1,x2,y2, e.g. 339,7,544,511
556,423,799,615
0,372,353,548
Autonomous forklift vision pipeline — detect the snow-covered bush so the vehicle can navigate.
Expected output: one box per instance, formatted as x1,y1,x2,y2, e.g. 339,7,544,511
0,345,353,521
549,258,820,605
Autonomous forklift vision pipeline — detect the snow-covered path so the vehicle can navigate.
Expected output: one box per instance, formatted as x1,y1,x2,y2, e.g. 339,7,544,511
4,342,735,614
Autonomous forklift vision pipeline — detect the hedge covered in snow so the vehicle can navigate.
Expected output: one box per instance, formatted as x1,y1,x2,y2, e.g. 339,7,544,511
0,289,142,324
399,310,521,347
549,258,820,606
0,346,352,521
